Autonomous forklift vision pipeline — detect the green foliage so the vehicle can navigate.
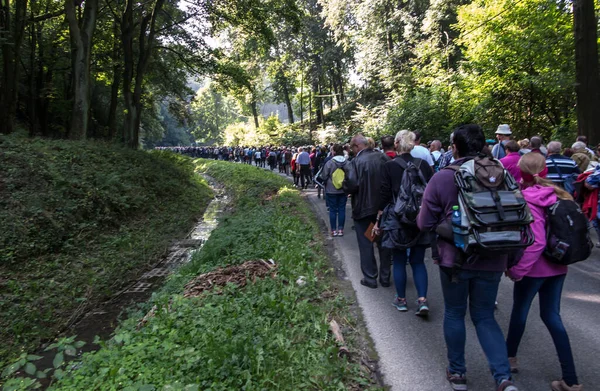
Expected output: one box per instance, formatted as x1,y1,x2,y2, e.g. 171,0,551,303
0,136,212,368
50,161,379,391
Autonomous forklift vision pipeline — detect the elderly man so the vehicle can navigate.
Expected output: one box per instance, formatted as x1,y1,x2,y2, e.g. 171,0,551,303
345,134,391,288
571,142,591,172
492,124,512,159
546,141,580,192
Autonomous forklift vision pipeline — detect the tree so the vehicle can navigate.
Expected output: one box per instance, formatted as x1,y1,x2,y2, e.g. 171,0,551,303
0,0,27,134
573,0,600,145
65,0,99,140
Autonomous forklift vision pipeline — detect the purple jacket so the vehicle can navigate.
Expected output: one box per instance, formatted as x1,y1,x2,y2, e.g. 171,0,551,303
507,185,568,280
417,159,508,272
500,152,522,183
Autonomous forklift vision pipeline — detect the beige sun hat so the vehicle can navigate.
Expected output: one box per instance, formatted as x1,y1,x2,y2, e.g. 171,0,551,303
496,124,512,135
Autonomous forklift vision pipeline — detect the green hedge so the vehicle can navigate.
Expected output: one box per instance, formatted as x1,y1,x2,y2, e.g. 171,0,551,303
0,136,212,367
50,160,378,391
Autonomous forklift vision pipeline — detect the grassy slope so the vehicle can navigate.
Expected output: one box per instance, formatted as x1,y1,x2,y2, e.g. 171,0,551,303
50,160,378,391
0,136,212,367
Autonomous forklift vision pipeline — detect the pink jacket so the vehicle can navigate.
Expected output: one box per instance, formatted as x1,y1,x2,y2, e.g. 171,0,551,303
500,152,522,183
507,185,568,280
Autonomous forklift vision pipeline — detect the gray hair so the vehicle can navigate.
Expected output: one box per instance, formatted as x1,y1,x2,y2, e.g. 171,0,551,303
530,136,543,149
572,141,586,152
547,141,562,155
352,134,369,147
395,130,416,154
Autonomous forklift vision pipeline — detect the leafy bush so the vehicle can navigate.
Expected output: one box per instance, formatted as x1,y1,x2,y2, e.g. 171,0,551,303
0,136,212,367
50,160,379,391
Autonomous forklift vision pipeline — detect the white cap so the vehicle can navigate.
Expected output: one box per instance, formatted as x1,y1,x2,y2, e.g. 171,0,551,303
496,124,512,135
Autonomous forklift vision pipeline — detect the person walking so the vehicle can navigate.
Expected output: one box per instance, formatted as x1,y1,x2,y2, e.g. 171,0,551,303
374,130,433,315
320,144,348,236
492,124,512,159
500,140,523,183
505,152,583,391
296,147,312,189
344,134,391,288
417,124,518,391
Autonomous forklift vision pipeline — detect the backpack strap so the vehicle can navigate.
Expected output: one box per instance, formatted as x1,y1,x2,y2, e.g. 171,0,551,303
549,156,564,181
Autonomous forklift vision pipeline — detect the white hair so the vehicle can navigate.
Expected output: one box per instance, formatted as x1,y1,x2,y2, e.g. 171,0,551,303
572,141,586,152
395,130,416,154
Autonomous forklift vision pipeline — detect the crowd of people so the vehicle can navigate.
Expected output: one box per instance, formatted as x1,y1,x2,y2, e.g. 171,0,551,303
157,125,600,391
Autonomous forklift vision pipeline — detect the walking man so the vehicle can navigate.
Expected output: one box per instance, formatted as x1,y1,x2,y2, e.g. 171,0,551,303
345,134,391,288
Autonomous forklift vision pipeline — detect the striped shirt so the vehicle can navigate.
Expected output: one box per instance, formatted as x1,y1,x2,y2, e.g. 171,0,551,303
546,154,580,184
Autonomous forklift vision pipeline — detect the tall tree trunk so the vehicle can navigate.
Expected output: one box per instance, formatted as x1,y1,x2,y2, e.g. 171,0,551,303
122,0,166,148
313,81,323,125
299,71,304,122
282,79,294,124
28,7,37,137
108,20,120,140
574,0,600,145
336,59,345,104
250,100,259,129
0,0,27,135
65,0,99,140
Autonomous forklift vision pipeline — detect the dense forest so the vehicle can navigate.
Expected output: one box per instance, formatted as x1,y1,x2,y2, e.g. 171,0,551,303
1,0,599,147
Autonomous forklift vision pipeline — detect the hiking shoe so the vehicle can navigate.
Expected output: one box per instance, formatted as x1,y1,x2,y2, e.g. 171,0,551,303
337,230,344,237
392,296,408,312
415,299,429,317
446,370,467,391
508,357,519,373
497,379,518,391
360,279,377,289
551,380,583,391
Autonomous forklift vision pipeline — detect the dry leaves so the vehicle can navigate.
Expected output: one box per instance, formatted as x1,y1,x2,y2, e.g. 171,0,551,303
183,259,277,298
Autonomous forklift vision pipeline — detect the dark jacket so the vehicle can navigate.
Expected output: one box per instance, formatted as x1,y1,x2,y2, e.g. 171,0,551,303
379,154,434,248
416,158,508,272
345,148,390,220
379,153,434,210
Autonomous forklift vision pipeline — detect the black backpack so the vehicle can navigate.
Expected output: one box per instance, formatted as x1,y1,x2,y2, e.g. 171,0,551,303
446,155,534,258
393,158,427,226
544,199,593,265
380,158,428,249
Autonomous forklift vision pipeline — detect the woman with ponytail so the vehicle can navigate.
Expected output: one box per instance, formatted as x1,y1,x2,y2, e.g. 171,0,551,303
505,153,582,391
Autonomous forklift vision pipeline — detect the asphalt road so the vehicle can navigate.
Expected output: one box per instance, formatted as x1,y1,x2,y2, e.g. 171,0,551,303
301,184,600,391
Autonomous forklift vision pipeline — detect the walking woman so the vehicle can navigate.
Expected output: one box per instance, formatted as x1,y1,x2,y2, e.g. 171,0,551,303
374,130,433,315
506,152,583,391
319,144,348,236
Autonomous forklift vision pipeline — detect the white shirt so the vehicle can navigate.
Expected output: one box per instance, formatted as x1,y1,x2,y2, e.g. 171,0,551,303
431,150,442,162
411,145,434,166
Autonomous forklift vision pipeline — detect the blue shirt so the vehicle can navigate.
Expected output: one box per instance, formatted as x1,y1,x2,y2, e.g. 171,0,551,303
296,151,310,165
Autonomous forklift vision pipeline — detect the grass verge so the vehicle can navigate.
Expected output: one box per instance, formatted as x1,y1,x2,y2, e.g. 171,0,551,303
48,160,380,391
0,136,212,368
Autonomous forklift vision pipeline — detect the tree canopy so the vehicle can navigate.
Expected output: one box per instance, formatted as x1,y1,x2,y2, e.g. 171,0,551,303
0,0,598,147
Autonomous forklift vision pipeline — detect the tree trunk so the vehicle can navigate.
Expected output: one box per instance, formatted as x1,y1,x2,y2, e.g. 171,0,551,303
0,0,27,135
65,0,99,140
250,100,259,129
121,0,166,148
28,8,37,137
108,20,120,140
282,79,294,124
313,81,323,125
573,0,600,145
299,71,304,122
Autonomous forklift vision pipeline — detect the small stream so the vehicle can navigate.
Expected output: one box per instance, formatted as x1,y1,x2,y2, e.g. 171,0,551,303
33,176,230,388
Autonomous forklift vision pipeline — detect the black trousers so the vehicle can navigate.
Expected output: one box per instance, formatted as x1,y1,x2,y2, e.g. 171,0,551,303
354,215,392,286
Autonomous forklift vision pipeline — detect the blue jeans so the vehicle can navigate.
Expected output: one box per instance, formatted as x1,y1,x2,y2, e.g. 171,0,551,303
506,275,578,386
439,268,512,385
392,246,427,298
326,193,347,231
